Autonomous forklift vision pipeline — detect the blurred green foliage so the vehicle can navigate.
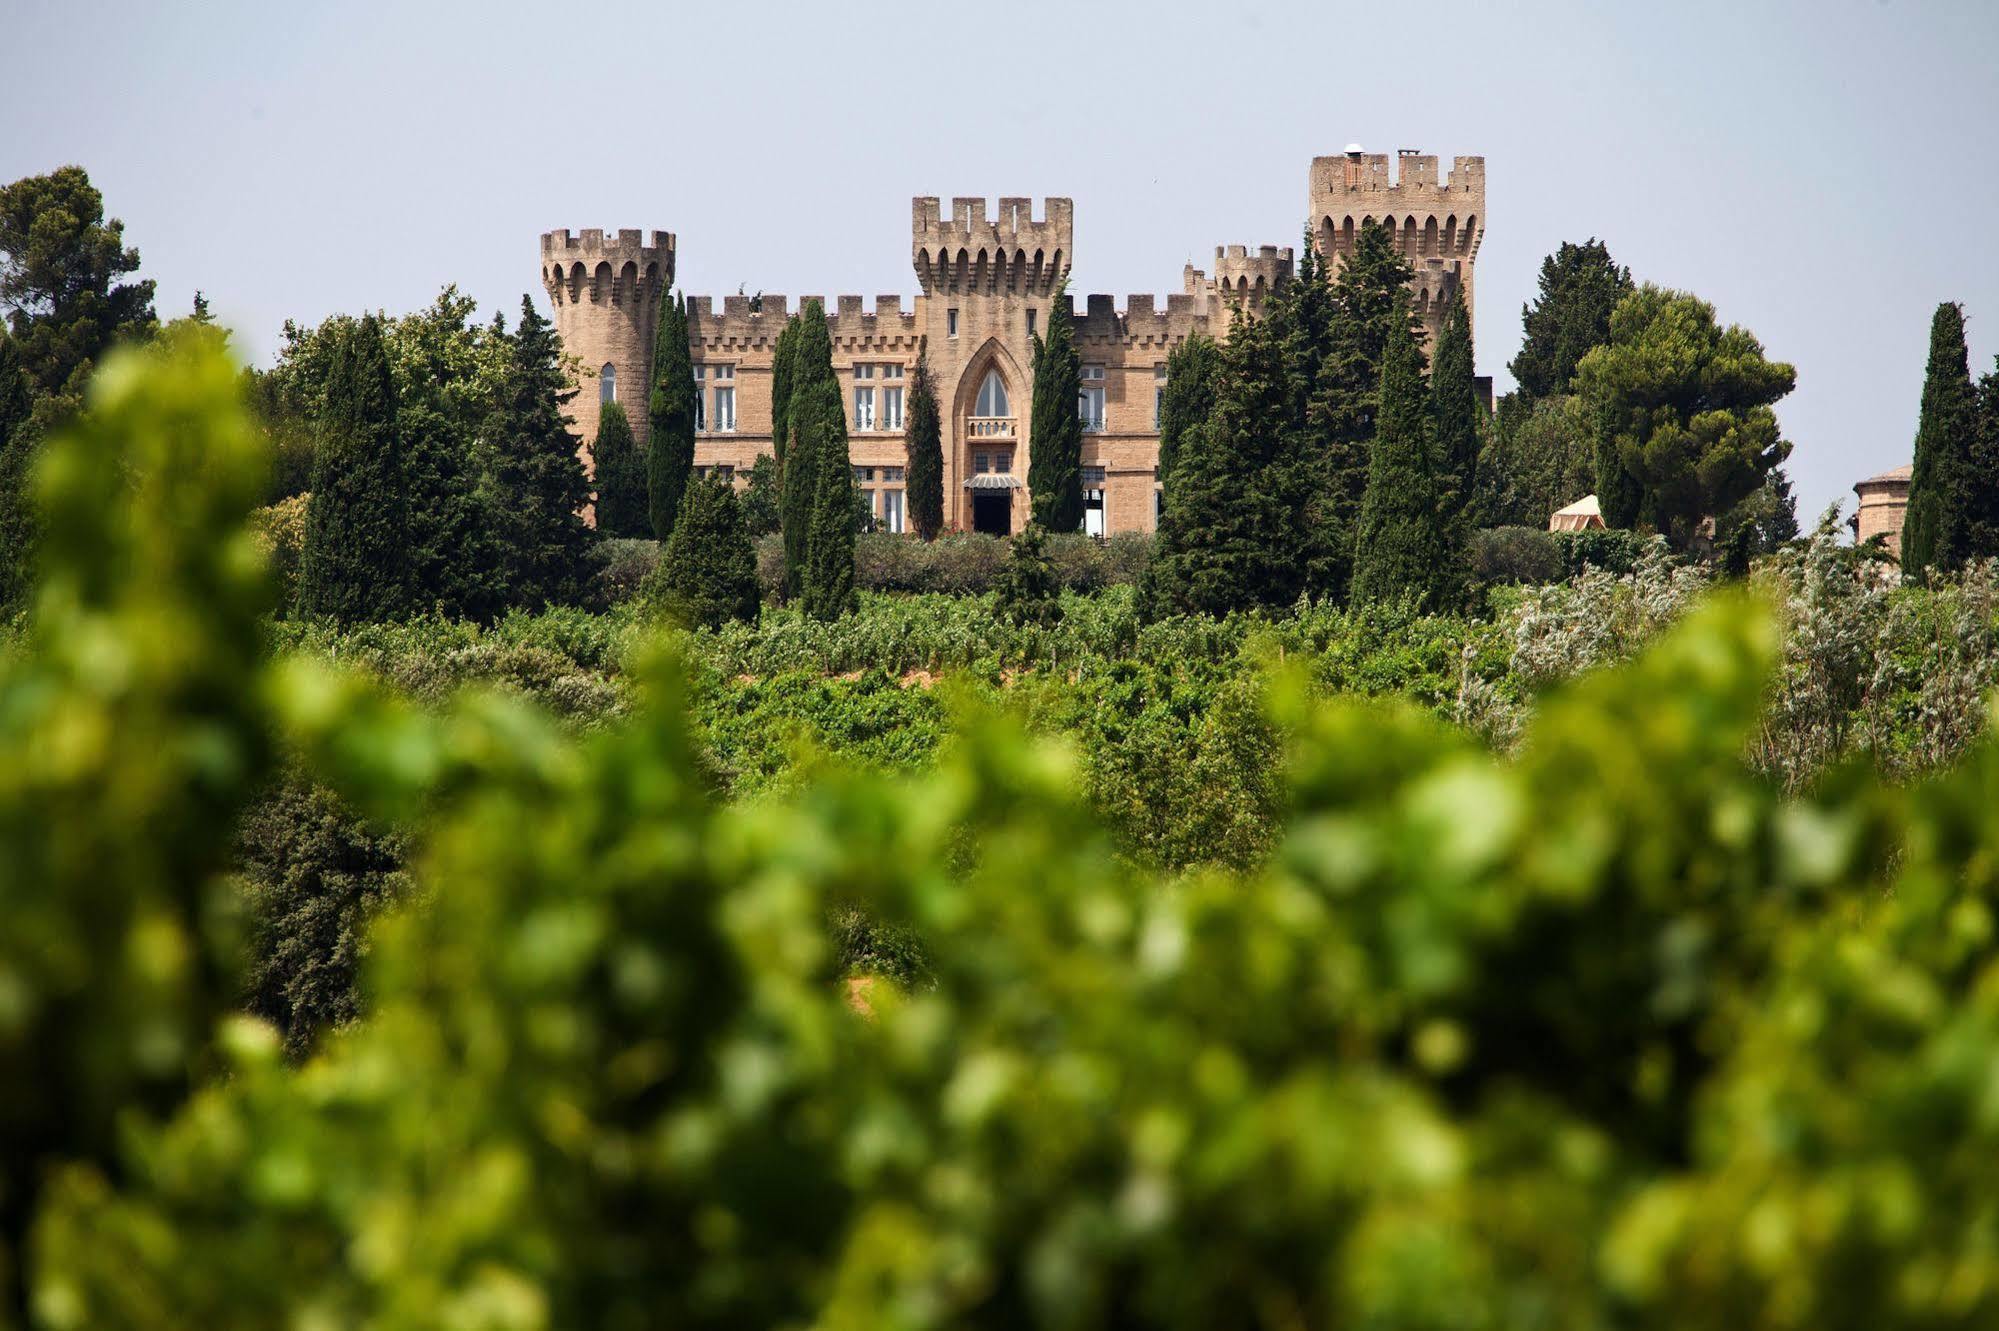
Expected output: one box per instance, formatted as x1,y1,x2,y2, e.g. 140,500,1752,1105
16,340,1999,1329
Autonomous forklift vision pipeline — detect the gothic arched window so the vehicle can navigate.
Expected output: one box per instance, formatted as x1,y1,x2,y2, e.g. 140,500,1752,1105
600,362,617,403
975,368,1009,417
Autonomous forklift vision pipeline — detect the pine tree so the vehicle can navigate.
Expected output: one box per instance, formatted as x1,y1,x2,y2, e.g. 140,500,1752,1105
1351,294,1449,607
1308,220,1418,601
904,348,944,540
648,289,697,541
1157,330,1220,490
591,401,648,538
1430,284,1480,526
741,453,782,538
803,405,857,621
484,297,592,610
994,523,1064,626
297,316,412,624
781,302,836,598
1903,301,1982,580
768,315,802,466
0,332,35,613
1028,291,1083,532
399,390,494,621
648,473,760,629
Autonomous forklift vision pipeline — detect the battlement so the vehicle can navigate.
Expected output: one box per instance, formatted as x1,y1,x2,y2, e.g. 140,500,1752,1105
541,228,676,307
1212,243,1295,295
1063,292,1213,347
1309,152,1485,200
912,196,1073,295
683,293,922,352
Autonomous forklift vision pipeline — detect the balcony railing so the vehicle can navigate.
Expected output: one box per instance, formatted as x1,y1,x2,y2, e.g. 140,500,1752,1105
966,416,1017,439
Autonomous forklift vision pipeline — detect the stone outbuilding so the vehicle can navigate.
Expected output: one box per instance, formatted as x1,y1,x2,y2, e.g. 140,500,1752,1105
1851,463,1911,559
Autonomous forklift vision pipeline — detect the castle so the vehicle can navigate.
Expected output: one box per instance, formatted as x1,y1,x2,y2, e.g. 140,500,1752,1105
540,148,1485,536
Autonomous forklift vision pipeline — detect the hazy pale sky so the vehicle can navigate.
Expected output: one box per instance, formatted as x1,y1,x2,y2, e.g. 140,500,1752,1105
4,0,1996,520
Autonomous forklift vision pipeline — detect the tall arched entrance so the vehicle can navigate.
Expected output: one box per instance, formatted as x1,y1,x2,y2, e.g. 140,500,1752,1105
951,340,1025,535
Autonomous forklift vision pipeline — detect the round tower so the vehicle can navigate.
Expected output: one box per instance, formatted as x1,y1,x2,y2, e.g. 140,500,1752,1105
1308,149,1484,344
539,228,675,466
1210,244,1295,314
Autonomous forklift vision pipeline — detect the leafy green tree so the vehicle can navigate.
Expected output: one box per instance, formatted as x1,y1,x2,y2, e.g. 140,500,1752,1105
1029,290,1084,531
0,332,34,613
1142,310,1298,617
994,522,1064,626
905,349,944,540
1431,283,1480,526
648,473,760,629
1476,393,1600,528
648,289,697,541
484,297,592,610
590,400,648,538
1352,293,1449,606
1716,465,1800,565
237,778,407,1059
1157,330,1221,492
0,166,157,427
1309,220,1419,600
804,416,858,621
769,314,802,465
741,452,782,538
782,301,836,598
1575,284,1795,547
1508,238,1633,405
297,317,411,624
1902,301,1982,579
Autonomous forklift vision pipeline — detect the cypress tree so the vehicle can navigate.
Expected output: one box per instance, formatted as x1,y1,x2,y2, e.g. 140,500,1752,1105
905,348,944,540
1903,301,1981,579
1976,360,1999,556
1028,290,1084,532
994,523,1063,626
484,297,592,610
591,401,648,538
1430,284,1480,525
1508,239,1633,406
803,399,857,621
297,316,411,624
1157,330,1220,491
0,332,35,613
769,315,802,465
781,301,835,598
1141,311,1296,618
1351,294,1449,607
1309,220,1418,602
648,289,697,541
648,473,760,629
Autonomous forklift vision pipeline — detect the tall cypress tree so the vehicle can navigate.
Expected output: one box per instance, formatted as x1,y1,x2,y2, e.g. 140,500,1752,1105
1430,284,1480,525
648,289,697,541
485,297,592,610
0,332,35,613
297,316,411,624
1508,239,1633,406
649,473,760,629
1028,290,1083,532
1157,330,1221,491
591,400,648,538
802,375,857,620
781,301,834,598
768,315,802,466
904,347,944,540
1903,301,1981,580
1308,220,1417,602
1351,294,1449,607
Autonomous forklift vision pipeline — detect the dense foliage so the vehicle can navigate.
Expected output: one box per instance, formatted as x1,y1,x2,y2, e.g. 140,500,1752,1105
23,339,1999,1329
1902,300,1987,579
1352,294,1452,607
904,349,944,540
296,315,411,623
648,473,760,630
647,288,697,542
1028,292,1083,532
482,298,592,610
589,399,648,538
1506,237,1633,406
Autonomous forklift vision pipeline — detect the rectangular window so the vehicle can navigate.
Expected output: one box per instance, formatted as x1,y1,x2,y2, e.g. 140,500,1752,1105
713,385,736,431
854,363,874,380
1079,369,1105,433
1083,465,1106,485
947,308,959,337
1026,309,1037,337
854,386,875,432
1084,485,1106,537
883,466,905,481
882,385,904,431
852,466,875,482
1154,363,1168,429
692,365,706,431
881,488,905,534
883,363,903,380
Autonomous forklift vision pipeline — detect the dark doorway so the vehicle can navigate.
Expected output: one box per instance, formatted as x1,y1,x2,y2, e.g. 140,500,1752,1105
972,492,1012,536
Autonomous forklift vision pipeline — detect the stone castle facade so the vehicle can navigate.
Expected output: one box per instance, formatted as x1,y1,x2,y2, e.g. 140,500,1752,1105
540,148,1484,536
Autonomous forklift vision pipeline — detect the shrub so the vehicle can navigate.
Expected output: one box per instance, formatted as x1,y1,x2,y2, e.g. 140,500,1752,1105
588,536,660,607
1467,524,1564,586
248,493,308,607
1555,526,1650,577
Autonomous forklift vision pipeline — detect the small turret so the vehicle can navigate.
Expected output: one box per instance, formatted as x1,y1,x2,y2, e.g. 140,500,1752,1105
912,197,1073,296
538,228,677,463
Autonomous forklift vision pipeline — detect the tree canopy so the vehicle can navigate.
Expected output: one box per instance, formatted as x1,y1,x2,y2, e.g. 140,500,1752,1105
1902,301,1985,578
1028,292,1084,532
648,290,697,541
904,348,944,540
1508,238,1633,405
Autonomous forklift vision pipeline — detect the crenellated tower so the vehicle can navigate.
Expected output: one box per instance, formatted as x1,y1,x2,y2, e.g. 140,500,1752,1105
1309,149,1484,343
540,227,675,464
912,196,1072,296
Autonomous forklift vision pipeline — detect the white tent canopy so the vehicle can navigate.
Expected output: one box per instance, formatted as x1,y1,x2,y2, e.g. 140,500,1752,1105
1549,494,1605,533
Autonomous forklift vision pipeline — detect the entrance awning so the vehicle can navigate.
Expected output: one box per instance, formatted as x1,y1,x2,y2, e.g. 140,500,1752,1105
965,473,1023,490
